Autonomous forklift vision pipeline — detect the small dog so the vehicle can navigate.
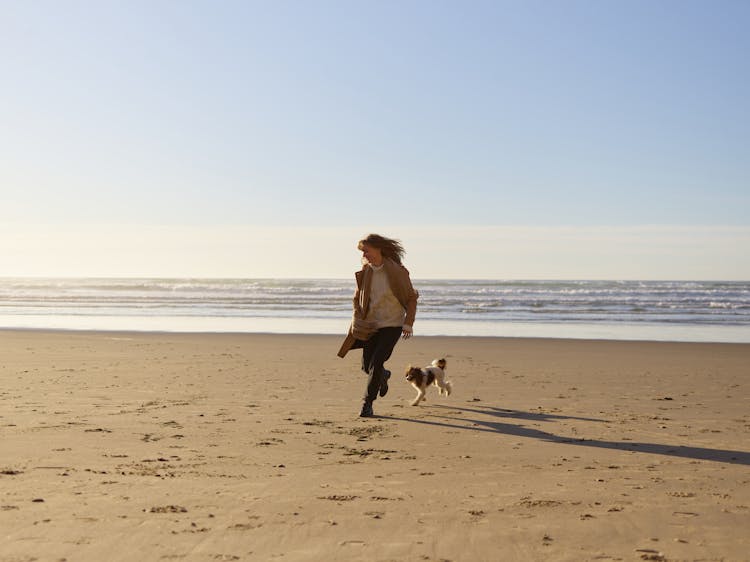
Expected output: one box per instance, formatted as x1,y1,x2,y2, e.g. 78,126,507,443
405,358,452,406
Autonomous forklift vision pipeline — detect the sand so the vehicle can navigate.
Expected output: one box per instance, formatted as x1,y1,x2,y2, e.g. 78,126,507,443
1,330,748,562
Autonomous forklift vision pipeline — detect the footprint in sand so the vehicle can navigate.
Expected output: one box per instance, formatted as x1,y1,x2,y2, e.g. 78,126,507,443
149,505,187,513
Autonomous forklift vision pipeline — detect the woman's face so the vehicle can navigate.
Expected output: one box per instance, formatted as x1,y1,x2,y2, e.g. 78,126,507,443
361,243,383,266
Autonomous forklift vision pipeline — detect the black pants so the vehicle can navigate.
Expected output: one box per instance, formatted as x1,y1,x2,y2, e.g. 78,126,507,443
361,326,402,403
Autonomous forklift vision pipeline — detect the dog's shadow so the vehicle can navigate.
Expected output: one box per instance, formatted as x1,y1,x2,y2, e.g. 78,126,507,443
382,403,750,466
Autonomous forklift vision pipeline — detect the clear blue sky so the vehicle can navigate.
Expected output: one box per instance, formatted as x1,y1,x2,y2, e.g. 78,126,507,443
1,1,748,278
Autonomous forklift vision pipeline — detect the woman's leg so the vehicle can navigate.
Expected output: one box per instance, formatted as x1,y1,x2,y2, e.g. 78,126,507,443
361,326,402,405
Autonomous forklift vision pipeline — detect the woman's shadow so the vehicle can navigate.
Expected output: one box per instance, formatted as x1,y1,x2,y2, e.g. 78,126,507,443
385,403,750,466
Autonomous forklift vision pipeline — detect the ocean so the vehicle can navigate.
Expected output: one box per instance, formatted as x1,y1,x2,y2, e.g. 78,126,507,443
1,278,749,343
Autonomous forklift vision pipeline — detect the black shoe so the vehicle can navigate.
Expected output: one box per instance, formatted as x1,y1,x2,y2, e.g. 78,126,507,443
379,369,391,397
359,402,374,417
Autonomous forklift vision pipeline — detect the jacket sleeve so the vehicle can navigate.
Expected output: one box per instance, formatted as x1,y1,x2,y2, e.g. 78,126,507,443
339,269,365,358
401,270,418,327
404,288,418,327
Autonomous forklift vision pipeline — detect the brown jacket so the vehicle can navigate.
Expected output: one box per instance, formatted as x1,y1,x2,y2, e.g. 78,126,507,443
337,258,418,358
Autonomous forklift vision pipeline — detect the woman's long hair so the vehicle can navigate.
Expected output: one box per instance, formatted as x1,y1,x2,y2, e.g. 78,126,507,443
357,234,405,265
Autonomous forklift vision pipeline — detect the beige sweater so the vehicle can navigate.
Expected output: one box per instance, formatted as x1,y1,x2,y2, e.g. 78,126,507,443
366,264,407,328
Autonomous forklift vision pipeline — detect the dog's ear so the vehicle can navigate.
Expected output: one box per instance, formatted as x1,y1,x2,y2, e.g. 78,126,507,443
405,366,422,379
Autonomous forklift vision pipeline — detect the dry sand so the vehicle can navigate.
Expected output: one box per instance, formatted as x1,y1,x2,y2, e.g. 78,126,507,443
1,330,748,562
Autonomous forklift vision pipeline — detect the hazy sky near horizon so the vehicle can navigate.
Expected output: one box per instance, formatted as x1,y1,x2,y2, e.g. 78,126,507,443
2,0,748,279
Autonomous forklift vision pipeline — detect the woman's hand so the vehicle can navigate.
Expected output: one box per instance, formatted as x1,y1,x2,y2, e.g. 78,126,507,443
402,325,413,339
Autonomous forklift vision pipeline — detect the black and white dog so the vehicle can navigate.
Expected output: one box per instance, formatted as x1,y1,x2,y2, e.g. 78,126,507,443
404,358,452,406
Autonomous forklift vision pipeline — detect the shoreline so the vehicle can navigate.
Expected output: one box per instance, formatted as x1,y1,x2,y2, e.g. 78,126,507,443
2,330,748,560
2,324,750,346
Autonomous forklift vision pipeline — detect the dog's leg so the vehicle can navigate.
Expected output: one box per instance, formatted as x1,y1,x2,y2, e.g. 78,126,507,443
410,383,423,406
434,373,452,397
434,373,446,395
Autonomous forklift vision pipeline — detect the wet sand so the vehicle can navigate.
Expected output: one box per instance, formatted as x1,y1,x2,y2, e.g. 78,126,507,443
1,330,748,561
